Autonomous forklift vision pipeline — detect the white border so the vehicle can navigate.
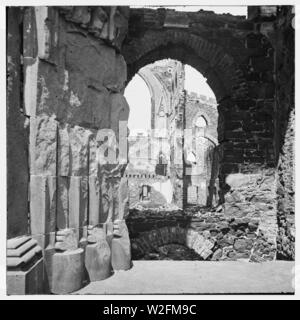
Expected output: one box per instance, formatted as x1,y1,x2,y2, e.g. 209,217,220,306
0,0,299,300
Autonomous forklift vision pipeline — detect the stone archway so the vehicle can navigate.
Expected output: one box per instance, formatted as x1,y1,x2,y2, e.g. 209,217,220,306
124,31,246,102
122,8,279,263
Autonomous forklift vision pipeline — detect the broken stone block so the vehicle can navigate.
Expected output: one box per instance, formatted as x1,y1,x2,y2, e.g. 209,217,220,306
186,229,199,248
88,176,101,226
111,7,129,49
69,126,91,176
111,220,131,270
104,54,127,92
69,176,88,243
57,176,69,229
65,33,116,92
29,115,57,176
7,236,44,294
211,248,223,261
88,130,100,176
89,7,108,33
57,123,70,176
118,177,129,220
50,248,85,294
85,243,112,281
30,175,57,249
85,227,112,281
191,235,205,253
55,228,78,252
200,248,213,260
106,221,114,248
110,93,130,136
99,173,111,223
84,86,111,127
68,6,91,25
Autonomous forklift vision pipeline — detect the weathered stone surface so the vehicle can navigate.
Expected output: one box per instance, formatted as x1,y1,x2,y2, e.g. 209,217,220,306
50,249,85,294
65,32,117,90
85,227,112,281
6,5,296,295
110,93,130,136
57,176,69,229
57,123,70,176
69,176,88,242
117,177,130,220
59,6,129,51
7,236,44,295
7,258,44,295
85,244,112,281
69,126,92,176
23,7,38,116
127,207,263,261
104,54,127,92
111,220,131,270
88,176,101,226
30,115,57,176
30,176,57,249
55,228,78,251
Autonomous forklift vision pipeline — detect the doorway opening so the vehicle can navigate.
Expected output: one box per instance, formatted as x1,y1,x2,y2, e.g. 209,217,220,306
124,59,220,260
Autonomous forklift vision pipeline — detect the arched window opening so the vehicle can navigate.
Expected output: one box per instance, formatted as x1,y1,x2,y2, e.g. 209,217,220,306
124,58,219,212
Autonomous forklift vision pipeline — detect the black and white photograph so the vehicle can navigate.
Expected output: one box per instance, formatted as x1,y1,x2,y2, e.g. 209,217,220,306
3,1,298,299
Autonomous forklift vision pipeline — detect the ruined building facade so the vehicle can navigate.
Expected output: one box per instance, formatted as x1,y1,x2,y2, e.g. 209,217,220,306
125,59,185,209
125,59,219,210
6,6,294,294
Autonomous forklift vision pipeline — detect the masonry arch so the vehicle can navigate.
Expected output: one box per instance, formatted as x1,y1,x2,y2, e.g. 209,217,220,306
123,30,248,102
123,24,277,183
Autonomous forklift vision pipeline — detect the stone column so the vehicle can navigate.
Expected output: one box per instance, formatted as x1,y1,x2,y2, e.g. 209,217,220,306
100,93,132,271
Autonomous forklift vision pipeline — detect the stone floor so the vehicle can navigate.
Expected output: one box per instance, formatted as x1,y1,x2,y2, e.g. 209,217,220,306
74,260,294,294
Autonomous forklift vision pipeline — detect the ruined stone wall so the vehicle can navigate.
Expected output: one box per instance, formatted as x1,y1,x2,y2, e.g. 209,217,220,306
246,6,295,260
185,93,218,140
273,7,295,260
8,6,132,294
126,174,174,208
184,93,219,206
127,207,272,261
125,59,185,209
6,5,295,295
123,8,281,259
7,8,30,239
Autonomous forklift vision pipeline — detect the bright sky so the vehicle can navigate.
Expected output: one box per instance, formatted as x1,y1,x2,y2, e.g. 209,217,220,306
124,64,216,132
184,65,215,98
125,73,152,134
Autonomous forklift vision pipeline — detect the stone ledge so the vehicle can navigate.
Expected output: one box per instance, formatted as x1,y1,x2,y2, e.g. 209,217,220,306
7,236,44,295
7,236,42,270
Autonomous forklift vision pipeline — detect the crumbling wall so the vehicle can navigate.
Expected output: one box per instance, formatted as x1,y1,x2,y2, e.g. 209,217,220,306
7,7,30,239
247,6,295,259
126,175,173,208
273,7,295,260
127,207,264,261
184,93,219,206
19,6,131,293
